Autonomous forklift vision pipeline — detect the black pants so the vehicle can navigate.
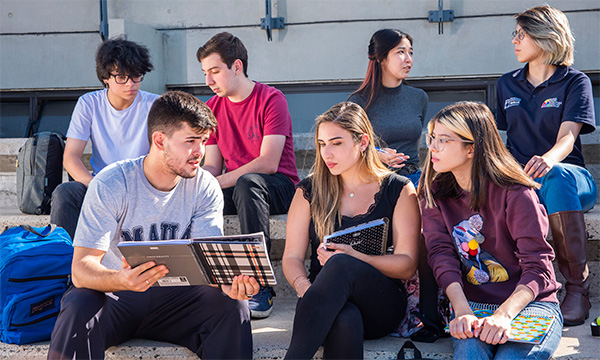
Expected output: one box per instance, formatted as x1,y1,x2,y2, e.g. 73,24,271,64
47,285,252,360
222,172,295,254
285,254,407,360
49,181,87,239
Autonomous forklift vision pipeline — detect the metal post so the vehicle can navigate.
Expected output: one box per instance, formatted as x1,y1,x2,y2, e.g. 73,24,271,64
428,0,454,35
99,0,108,41
260,0,285,41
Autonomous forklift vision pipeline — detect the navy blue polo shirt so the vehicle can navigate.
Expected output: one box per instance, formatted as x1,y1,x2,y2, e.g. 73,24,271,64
496,64,596,167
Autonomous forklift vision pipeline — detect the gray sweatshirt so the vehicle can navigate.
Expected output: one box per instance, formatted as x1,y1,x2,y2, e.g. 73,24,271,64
74,156,224,270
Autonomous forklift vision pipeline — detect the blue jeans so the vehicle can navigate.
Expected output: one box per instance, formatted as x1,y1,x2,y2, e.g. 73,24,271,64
535,163,597,214
406,169,422,188
452,301,563,360
395,169,421,188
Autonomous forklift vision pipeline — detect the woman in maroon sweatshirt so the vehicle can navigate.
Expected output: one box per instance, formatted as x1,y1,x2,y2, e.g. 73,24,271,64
418,101,562,360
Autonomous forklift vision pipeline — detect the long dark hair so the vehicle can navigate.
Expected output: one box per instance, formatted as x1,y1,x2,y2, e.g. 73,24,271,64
348,29,413,111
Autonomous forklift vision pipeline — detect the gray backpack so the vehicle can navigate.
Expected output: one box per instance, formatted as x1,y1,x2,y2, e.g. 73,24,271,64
16,132,65,215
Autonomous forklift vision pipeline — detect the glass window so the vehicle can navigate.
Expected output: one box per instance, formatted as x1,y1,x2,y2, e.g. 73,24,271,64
0,102,29,138
425,90,487,127
37,100,77,135
285,92,352,133
280,89,487,134
197,91,354,133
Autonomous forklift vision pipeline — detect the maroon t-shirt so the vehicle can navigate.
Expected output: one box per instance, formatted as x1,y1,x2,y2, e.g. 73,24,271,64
206,82,299,184
421,182,560,305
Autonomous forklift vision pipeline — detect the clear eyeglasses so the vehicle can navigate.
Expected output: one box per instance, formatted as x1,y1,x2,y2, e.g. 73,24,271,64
425,133,474,152
511,29,526,41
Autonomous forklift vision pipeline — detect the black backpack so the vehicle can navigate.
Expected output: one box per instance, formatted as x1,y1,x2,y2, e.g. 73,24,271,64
16,132,65,215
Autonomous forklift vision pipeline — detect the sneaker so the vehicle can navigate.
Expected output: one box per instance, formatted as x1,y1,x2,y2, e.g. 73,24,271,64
249,286,274,319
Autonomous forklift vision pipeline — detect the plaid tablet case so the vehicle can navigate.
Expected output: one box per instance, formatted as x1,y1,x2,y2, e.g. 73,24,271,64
193,240,277,287
323,218,389,256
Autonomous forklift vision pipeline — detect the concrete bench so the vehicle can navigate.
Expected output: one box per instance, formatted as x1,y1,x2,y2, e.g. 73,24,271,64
1,297,598,359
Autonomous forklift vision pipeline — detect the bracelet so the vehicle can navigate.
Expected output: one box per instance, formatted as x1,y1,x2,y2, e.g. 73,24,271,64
291,274,305,288
294,279,311,294
292,276,309,289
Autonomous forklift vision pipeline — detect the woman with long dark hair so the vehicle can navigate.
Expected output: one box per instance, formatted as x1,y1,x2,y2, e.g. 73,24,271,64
496,5,597,326
282,102,420,359
419,102,562,359
349,29,428,185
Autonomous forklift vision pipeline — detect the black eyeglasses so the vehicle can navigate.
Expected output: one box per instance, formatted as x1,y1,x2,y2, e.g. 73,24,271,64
511,29,526,41
109,73,144,84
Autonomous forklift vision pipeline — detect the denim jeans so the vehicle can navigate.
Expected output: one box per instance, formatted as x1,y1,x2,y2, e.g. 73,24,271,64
536,163,597,214
452,301,563,360
222,172,295,255
406,170,422,188
49,181,88,239
395,166,421,188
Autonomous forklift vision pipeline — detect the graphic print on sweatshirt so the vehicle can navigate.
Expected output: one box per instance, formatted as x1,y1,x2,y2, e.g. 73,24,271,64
121,221,192,242
452,214,509,285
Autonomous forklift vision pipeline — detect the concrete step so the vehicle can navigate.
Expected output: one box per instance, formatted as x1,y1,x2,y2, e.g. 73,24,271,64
1,298,598,359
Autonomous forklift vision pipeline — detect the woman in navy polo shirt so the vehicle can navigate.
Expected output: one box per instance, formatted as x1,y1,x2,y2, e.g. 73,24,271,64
496,5,597,326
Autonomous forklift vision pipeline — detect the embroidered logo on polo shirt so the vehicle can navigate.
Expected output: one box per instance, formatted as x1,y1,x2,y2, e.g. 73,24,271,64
541,98,562,109
504,97,521,110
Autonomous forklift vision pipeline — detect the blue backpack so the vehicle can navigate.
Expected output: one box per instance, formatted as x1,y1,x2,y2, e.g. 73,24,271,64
0,225,73,344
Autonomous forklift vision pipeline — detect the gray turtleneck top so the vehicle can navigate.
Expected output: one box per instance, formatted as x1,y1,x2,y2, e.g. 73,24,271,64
349,83,428,166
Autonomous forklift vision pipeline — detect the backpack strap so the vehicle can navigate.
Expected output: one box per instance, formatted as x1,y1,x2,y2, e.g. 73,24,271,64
21,224,57,237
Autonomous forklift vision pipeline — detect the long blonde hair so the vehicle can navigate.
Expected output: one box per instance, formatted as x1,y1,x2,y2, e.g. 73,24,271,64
418,102,539,210
311,102,390,241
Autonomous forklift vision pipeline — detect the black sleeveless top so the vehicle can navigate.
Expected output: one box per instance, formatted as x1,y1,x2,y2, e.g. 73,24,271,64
297,173,410,282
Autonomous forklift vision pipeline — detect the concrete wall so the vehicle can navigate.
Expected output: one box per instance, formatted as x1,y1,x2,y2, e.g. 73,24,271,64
1,0,598,92
0,0,101,90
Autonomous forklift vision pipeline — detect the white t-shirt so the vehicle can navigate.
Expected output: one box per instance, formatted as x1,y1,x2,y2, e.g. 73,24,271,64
67,89,159,175
74,156,224,270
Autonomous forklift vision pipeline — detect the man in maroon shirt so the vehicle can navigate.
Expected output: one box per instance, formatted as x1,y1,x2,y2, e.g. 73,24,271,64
197,32,299,318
